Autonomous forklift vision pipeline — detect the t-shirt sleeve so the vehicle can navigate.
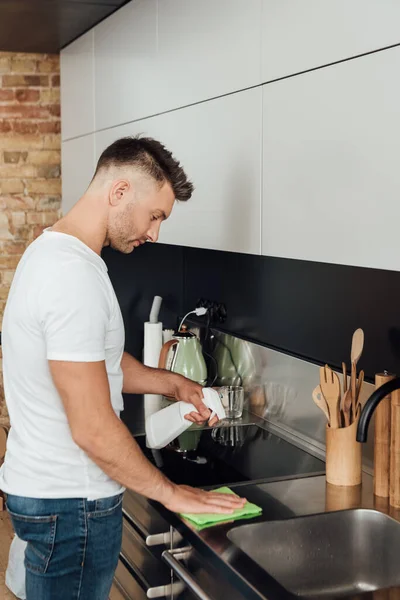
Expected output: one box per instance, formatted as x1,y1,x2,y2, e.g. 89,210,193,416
39,261,111,362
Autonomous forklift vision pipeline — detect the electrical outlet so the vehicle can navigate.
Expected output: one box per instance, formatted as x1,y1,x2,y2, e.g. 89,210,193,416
196,298,227,323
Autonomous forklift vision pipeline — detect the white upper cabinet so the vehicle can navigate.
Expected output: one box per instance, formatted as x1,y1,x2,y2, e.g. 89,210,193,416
61,30,95,141
262,46,400,271
155,0,262,114
61,135,95,215
96,88,262,254
261,0,400,81
94,0,262,131
94,0,158,132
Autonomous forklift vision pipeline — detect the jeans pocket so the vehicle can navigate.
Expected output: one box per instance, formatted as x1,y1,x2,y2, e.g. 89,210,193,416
7,509,57,575
88,493,124,518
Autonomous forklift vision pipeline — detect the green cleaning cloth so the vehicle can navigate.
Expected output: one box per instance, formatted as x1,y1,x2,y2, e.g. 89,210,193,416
180,487,262,530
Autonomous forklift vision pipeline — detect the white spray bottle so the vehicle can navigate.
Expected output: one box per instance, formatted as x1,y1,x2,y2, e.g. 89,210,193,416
145,388,226,449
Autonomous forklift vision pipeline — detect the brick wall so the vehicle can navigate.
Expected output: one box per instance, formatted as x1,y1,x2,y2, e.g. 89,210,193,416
0,52,61,423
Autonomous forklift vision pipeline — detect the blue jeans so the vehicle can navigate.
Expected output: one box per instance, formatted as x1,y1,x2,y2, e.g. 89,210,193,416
6,493,124,600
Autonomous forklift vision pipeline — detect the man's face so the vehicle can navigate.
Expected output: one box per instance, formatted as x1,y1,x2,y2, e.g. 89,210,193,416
107,178,175,254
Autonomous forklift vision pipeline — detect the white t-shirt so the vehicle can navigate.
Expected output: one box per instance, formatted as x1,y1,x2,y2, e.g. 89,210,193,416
0,230,125,500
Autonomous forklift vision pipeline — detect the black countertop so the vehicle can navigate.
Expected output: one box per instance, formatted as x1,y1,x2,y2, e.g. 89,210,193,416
154,474,400,600
130,420,400,600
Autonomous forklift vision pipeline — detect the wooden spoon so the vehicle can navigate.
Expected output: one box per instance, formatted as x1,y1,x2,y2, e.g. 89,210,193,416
320,365,341,429
350,329,364,416
342,389,353,427
342,361,347,394
356,369,364,412
312,385,330,423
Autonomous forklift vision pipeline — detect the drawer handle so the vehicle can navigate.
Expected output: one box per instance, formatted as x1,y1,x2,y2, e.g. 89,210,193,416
119,552,182,599
122,508,182,547
162,548,214,600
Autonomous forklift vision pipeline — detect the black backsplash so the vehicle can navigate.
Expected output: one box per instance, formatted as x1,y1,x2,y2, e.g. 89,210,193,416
103,243,184,359
103,243,400,384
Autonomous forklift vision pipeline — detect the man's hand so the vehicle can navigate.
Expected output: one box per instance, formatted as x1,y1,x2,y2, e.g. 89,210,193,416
172,376,219,426
119,353,219,426
164,484,246,515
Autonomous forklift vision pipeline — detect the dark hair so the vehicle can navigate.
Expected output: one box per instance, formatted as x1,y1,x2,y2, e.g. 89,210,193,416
94,135,194,202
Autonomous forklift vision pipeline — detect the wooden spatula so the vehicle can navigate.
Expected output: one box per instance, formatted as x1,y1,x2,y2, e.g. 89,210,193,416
312,385,330,423
350,329,364,416
320,365,341,429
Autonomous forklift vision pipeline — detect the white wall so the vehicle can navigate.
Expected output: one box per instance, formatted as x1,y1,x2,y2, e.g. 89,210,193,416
61,0,400,266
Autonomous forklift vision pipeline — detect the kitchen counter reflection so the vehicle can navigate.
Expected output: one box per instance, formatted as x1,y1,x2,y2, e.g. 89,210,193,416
136,422,325,489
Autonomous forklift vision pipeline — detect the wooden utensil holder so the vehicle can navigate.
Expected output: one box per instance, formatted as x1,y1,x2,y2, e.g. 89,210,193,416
326,416,362,486
325,482,362,511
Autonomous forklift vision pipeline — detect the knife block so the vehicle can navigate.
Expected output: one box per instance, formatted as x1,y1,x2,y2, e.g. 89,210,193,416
326,416,362,486
374,373,395,498
390,389,400,508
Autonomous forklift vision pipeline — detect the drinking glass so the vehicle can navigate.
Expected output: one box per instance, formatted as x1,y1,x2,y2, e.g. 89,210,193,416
219,386,244,419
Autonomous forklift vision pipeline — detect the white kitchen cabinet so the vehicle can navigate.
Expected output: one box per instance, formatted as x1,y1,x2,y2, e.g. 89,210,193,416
262,45,400,271
261,0,400,82
61,30,95,141
96,88,262,254
155,0,262,115
94,0,262,132
93,0,158,132
61,135,95,215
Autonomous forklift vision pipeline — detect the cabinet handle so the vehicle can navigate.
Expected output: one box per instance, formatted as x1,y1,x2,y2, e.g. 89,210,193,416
120,552,183,599
122,508,182,547
162,548,214,600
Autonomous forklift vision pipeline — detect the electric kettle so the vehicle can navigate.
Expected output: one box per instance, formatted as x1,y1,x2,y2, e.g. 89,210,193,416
158,325,207,385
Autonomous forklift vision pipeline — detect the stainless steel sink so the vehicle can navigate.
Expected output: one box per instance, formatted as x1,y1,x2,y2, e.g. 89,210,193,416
227,509,400,598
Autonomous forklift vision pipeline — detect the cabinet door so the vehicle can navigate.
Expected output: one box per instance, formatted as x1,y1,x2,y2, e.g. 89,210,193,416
96,88,262,254
113,560,147,600
94,0,262,132
155,0,262,115
262,46,400,271
61,30,94,141
61,135,95,215
94,0,158,132
166,545,247,600
261,0,400,81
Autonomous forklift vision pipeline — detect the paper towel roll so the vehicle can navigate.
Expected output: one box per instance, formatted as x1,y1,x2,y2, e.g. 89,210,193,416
144,321,164,418
144,393,165,419
144,321,163,368
163,329,174,344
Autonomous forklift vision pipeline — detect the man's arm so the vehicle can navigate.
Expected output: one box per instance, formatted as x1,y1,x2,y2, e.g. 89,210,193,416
49,360,245,514
121,351,182,396
121,352,217,425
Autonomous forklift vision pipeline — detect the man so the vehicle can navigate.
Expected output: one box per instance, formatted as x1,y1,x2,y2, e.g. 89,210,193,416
0,136,245,600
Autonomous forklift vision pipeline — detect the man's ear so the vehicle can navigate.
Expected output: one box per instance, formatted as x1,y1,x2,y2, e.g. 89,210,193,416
109,179,130,206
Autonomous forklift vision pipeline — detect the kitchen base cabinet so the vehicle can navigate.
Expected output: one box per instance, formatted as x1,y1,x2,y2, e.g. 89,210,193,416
119,517,173,598
113,558,148,599
117,490,248,600
165,533,246,600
